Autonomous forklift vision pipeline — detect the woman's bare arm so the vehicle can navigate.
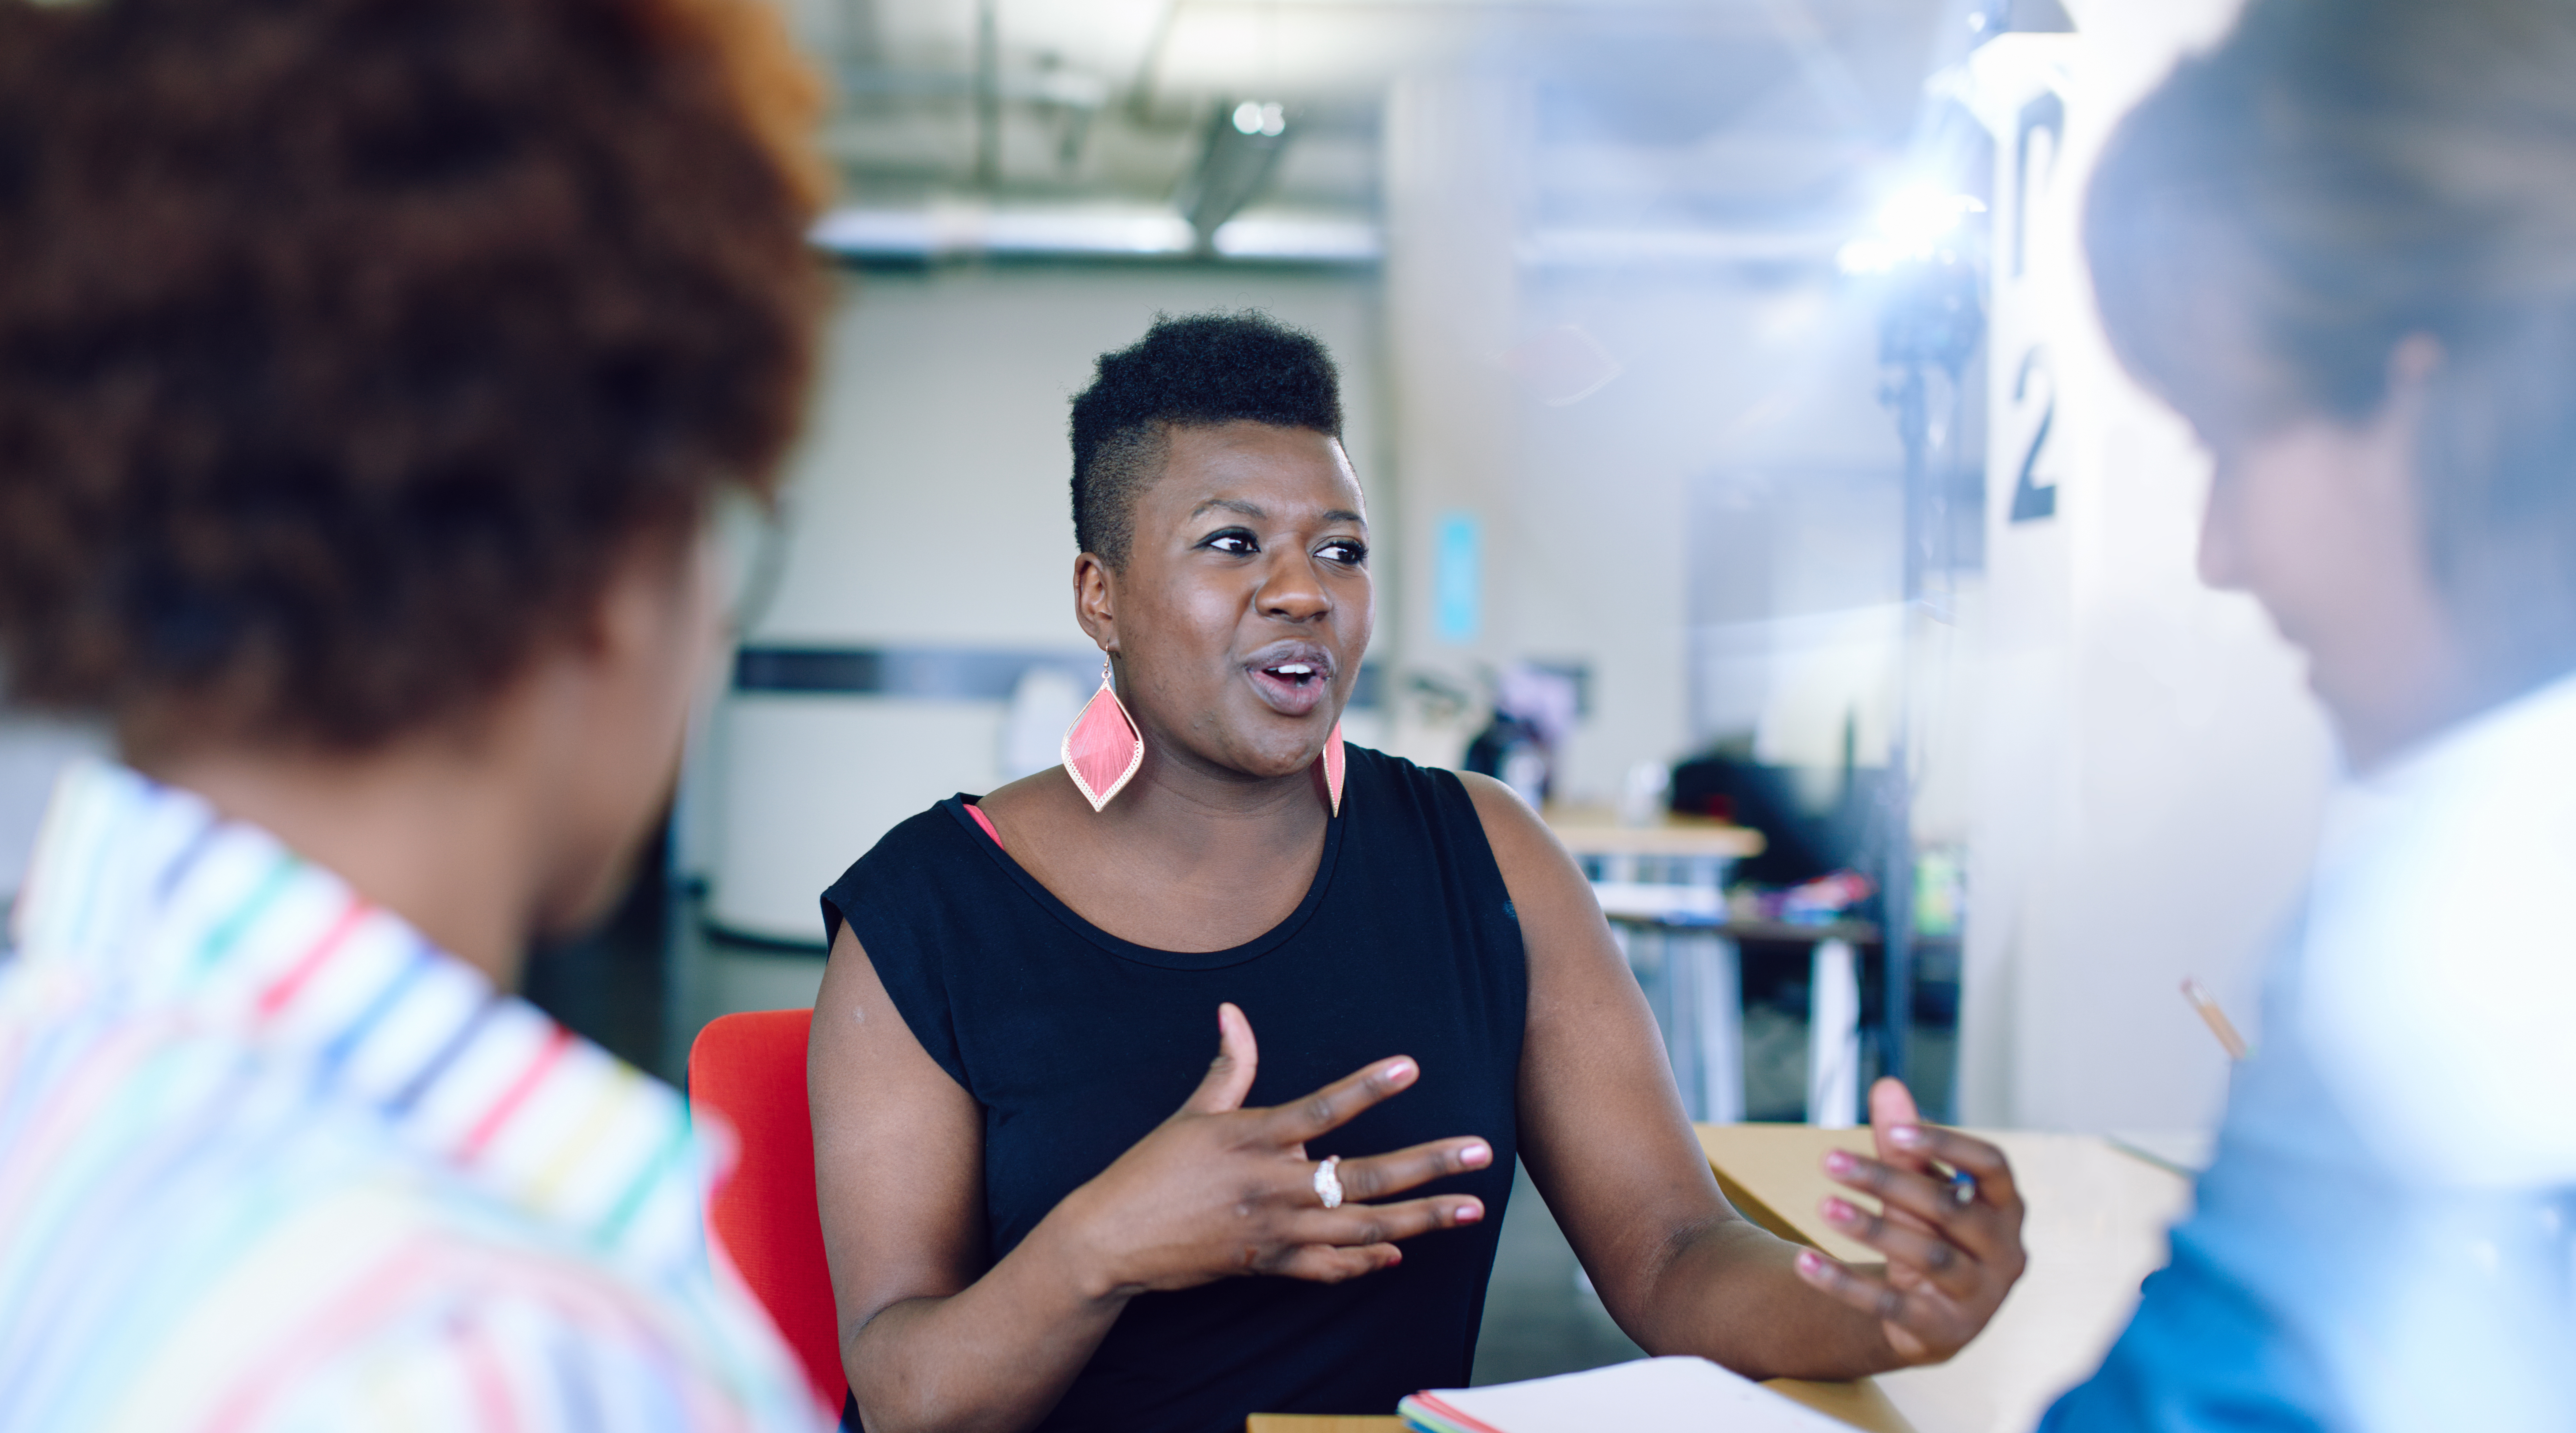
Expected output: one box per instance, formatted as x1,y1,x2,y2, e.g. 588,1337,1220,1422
809,923,1494,1433
809,926,1118,1432
1459,774,2025,1379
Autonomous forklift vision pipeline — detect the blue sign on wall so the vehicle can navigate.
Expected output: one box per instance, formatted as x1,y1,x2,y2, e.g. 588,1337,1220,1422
1434,510,1482,644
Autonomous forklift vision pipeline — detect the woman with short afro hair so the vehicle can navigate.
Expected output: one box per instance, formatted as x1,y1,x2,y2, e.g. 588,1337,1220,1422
0,0,831,1426
809,312,2029,1433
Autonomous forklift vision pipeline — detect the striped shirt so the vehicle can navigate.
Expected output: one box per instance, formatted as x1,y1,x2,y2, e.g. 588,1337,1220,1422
0,761,827,1433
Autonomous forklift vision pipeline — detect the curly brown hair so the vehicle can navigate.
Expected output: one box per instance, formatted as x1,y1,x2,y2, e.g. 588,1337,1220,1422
0,0,826,753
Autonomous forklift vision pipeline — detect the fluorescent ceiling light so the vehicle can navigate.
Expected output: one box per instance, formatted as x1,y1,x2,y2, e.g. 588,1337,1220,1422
1836,186,1986,275
808,203,1377,263
1210,214,1381,262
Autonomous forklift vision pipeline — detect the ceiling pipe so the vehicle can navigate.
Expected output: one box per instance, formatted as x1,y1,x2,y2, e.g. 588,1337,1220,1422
1172,100,1294,252
972,0,1001,187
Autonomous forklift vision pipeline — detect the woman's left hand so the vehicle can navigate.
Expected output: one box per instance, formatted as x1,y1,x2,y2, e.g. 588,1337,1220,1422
1791,1078,2028,1366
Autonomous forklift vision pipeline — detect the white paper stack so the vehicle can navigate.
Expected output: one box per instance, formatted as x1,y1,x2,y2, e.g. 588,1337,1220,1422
1398,1356,1856,1433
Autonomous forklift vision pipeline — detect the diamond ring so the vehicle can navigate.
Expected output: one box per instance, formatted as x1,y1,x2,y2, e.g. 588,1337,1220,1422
1314,1155,1344,1210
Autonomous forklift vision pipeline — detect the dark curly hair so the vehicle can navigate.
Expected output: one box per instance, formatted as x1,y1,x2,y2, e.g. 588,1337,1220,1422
0,0,825,753
1068,311,1344,568
2088,0,2576,688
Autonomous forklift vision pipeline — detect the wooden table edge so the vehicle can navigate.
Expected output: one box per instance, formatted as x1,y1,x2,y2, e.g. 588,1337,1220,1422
1244,1127,1939,1433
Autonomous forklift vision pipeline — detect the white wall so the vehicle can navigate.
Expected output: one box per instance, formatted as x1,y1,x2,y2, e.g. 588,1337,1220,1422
1957,2,2338,1133
1382,73,1916,806
702,265,1386,942
1517,280,1909,799
750,269,1386,650
0,714,108,926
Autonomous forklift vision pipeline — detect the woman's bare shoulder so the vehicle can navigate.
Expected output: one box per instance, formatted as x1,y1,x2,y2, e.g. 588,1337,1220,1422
1452,770,1558,858
972,767,1127,883
1450,772,1594,918
974,765,1083,829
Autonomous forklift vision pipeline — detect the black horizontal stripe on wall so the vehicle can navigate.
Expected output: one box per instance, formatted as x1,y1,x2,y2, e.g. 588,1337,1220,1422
733,646,1383,707
733,647,1090,700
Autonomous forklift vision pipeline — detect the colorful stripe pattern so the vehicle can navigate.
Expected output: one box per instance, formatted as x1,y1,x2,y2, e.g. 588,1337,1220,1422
0,762,825,1433
1397,1391,1509,1433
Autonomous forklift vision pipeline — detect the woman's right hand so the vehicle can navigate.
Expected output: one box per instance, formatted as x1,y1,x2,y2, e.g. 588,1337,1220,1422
1048,1001,1493,1297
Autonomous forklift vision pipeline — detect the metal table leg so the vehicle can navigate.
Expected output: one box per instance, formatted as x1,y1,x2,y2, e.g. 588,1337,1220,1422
1809,937,1861,1128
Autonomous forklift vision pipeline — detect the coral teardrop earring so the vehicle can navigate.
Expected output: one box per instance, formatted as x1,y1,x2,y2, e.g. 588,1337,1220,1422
1062,657,1145,812
1321,720,1346,817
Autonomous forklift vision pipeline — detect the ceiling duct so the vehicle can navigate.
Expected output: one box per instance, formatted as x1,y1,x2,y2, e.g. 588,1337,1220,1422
1172,100,1292,251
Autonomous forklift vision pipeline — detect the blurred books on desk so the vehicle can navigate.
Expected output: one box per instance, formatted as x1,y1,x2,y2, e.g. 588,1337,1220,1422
1587,880,1727,922
1398,1357,1853,1433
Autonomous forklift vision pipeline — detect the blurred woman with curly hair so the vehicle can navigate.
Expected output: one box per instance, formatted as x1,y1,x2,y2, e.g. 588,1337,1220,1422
0,0,830,1426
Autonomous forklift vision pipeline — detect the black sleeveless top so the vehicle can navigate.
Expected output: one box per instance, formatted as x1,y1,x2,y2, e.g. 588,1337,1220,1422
819,745,1526,1433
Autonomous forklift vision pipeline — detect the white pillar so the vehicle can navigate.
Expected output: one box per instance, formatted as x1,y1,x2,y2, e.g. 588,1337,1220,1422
1955,3,2330,1132
1381,74,1528,761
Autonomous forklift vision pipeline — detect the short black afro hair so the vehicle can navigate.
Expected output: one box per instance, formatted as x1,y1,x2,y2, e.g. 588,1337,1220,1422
1068,310,1344,567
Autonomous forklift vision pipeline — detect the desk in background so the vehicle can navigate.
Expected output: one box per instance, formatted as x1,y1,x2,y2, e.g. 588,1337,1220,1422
1546,814,1770,1124
1546,811,1960,1130
1544,811,1765,919
1551,807,1903,1127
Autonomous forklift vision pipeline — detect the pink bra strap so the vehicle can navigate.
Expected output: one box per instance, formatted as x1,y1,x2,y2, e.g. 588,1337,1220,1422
966,802,1004,851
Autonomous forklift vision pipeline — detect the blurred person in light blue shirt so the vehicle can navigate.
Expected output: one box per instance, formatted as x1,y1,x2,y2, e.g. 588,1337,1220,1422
2045,0,2576,1429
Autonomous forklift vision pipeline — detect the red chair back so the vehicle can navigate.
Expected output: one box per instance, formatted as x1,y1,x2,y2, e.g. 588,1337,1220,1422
687,1007,846,1414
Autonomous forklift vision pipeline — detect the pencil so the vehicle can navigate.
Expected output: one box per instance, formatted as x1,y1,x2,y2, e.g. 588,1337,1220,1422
2181,977,2249,1061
